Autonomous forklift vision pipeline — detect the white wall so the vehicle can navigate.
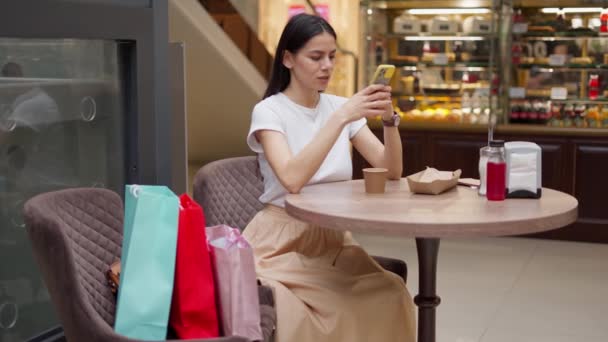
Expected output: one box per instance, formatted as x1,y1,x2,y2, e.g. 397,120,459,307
169,0,266,169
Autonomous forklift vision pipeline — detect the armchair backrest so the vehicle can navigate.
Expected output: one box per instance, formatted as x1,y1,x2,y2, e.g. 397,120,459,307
193,156,264,231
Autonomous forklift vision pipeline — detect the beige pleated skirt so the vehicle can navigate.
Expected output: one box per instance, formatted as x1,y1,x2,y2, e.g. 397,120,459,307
243,205,416,342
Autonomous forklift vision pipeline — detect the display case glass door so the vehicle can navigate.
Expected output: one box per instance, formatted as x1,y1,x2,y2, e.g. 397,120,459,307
0,38,127,341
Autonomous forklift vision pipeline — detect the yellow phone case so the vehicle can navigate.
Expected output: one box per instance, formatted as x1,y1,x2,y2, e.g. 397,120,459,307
371,64,396,85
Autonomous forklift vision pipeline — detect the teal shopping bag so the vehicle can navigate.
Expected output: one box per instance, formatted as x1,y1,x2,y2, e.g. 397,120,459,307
114,185,180,340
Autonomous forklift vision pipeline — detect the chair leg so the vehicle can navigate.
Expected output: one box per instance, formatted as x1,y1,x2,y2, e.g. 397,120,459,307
371,255,408,282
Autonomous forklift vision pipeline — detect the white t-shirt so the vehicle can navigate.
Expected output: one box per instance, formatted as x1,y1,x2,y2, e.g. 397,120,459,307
247,92,366,207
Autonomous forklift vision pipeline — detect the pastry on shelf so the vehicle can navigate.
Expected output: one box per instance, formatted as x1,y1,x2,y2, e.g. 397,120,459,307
534,57,550,64
528,18,569,33
527,25,555,33
519,56,535,64
429,107,449,121
404,109,422,121
570,57,594,65
526,88,552,97
448,108,463,122
391,55,419,63
421,52,456,63
422,83,461,95
564,27,598,37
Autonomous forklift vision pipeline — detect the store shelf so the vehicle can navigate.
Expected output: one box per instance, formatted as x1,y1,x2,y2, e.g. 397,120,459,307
516,64,608,71
393,62,491,71
549,98,608,105
368,120,608,136
364,0,495,10
511,95,608,104
392,94,463,101
386,33,496,41
516,34,606,41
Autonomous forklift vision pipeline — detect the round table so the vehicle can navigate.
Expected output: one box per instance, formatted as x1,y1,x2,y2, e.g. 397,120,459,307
285,179,578,342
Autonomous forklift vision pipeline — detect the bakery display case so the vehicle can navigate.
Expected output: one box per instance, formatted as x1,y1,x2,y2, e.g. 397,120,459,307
360,0,503,125
508,2,608,128
355,1,608,244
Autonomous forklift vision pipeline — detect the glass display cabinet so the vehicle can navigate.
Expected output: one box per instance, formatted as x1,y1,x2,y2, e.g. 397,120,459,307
360,0,504,125
508,1,608,128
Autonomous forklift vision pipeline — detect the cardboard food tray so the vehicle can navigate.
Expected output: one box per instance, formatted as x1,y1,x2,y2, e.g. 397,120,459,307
407,169,462,195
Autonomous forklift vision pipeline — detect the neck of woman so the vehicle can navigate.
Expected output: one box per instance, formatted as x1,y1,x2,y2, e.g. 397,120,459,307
283,83,320,109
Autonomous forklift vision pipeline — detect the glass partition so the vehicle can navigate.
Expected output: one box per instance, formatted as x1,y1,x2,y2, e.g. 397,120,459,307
0,38,126,341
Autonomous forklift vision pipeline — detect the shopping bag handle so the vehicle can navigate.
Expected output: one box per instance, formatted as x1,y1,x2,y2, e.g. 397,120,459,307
130,185,141,197
227,229,249,248
130,185,184,210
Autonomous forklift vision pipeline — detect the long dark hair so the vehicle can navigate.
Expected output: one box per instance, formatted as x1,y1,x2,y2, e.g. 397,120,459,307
263,13,337,99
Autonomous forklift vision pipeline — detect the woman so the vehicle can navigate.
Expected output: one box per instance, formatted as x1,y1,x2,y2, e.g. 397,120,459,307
245,13,415,342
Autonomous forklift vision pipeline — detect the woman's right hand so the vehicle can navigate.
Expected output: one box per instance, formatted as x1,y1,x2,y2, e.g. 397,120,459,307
335,84,392,123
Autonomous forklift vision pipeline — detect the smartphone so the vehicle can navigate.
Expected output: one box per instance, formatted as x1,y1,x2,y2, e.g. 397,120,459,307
370,64,396,86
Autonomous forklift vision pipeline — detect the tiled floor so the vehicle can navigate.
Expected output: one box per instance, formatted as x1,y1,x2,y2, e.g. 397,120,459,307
353,234,608,342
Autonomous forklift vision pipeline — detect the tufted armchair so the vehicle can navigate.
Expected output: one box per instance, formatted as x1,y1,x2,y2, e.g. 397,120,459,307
192,156,408,282
23,188,275,342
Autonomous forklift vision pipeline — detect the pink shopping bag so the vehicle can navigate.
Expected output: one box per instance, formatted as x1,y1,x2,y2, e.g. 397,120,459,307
206,225,263,341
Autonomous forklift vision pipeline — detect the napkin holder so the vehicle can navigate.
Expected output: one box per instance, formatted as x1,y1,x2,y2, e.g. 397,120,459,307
505,141,542,199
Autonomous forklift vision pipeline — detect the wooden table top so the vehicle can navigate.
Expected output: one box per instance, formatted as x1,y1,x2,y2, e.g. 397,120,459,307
285,179,578,238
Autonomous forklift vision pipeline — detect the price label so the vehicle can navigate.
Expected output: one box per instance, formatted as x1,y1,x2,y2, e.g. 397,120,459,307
474,87,490,98
509,87,526,99
549,54,567,66
512,23,529,34
433,53,449,65
551,87,568,100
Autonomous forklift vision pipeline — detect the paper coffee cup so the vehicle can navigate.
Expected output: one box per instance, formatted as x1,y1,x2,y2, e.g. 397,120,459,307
363,168,388,194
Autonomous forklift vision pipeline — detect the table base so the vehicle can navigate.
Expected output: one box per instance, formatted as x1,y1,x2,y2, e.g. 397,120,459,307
414,238,441,342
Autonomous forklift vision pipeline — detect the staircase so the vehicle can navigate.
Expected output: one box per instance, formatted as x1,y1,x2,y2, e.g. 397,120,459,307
200,0,272,80
168,0,267,191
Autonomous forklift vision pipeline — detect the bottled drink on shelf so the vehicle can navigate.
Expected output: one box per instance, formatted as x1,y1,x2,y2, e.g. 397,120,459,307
549,102,563,127
587,105,601,128
472,93,482,122
510,102,521,124
601,106,608,127
600,10,608,34
563,103,575,127
574,104,587,128
529,100,541,123
589,74,600,100
519,101,533,123
538,101,551,125
513,9,524,24
461,92,473,123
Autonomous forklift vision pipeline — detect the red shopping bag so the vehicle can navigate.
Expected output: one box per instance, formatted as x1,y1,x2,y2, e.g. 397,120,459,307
169,194,220,338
